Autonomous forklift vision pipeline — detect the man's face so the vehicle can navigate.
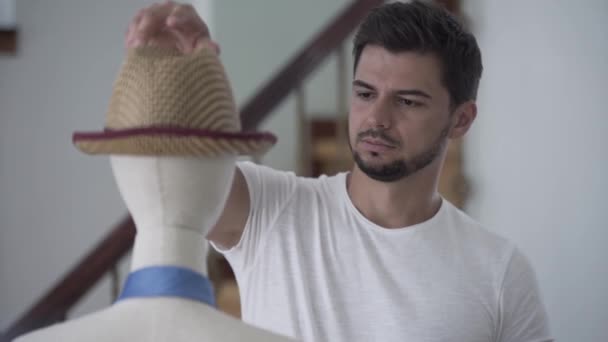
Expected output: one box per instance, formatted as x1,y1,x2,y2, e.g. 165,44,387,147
349,45,453,182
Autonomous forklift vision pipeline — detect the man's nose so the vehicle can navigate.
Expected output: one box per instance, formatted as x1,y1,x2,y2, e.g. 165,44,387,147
367,100,392,129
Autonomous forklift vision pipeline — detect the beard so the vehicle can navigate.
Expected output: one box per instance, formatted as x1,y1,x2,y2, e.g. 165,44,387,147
350,125,450,183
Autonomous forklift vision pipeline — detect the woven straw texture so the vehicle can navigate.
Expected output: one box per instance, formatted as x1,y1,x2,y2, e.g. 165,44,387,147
73,47,276,156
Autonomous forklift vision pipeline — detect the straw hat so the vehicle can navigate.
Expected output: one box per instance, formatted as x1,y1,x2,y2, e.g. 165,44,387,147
73,47,276,156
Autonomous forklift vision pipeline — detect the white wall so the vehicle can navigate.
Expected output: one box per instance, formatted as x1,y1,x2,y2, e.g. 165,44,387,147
463,0,608,340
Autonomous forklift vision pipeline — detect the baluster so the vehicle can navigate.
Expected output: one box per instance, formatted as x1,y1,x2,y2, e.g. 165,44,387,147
336,43,348,145
296,85,311,176
110,265,121,302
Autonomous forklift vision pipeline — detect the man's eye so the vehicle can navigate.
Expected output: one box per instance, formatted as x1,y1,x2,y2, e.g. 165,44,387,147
356,92,374,100
397,98,417,106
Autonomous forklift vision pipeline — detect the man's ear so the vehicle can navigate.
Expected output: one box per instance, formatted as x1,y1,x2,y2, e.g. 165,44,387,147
449,100,477,139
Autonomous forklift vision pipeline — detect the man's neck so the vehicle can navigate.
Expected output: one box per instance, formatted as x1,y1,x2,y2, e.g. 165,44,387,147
347,163,443,229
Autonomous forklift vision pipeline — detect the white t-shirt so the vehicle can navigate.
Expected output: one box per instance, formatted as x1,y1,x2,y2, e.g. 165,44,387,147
212,162,553,342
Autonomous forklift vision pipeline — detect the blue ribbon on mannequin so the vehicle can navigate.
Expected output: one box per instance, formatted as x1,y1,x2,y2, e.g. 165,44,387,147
117,266,216,307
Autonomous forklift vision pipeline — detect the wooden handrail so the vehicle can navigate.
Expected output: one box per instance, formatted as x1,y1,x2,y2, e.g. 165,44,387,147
1,1,384,340
0,28,18,54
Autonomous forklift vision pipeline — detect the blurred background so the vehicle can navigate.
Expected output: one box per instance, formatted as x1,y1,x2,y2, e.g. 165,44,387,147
1,0,607,341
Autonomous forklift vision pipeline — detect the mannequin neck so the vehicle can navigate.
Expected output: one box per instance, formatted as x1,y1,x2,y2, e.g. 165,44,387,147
130,226,209,276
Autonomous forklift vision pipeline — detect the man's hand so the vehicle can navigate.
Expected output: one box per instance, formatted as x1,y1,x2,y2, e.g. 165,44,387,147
125,1,220,54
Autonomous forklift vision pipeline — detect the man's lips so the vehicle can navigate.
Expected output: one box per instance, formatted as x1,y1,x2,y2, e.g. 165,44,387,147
359,138,396,153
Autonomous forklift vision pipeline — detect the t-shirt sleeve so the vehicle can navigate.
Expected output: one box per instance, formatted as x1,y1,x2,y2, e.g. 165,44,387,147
214,161,298,272
497,248,554,342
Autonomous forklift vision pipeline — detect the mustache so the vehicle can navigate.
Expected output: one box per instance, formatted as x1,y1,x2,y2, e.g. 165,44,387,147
356,129,400,146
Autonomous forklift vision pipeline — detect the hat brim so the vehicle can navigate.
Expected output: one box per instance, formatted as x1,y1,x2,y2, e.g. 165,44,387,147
73,127,276,157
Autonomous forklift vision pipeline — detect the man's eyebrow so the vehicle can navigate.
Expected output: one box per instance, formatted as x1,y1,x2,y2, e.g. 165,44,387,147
353,79,432,99
353,80,376,91
396,89,432,99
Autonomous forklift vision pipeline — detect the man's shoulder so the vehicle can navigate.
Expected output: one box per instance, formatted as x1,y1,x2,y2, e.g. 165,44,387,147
441,200,515,263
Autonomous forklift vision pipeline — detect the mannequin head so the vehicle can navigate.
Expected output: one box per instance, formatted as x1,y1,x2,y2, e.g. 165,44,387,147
110,155,236,234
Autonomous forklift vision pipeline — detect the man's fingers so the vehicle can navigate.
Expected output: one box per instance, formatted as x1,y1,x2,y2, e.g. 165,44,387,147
125,9,146,48
135,2,174,45
166,4,209,36
196,38,221,55
209,40,221,55
165,3,217,53
126,1,216,53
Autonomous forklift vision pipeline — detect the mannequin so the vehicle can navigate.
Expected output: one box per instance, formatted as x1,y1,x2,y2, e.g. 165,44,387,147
16,156,292,341
15,46,292,341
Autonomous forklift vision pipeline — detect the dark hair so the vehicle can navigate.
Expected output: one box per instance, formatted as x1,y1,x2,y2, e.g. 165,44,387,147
353,1,483,107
